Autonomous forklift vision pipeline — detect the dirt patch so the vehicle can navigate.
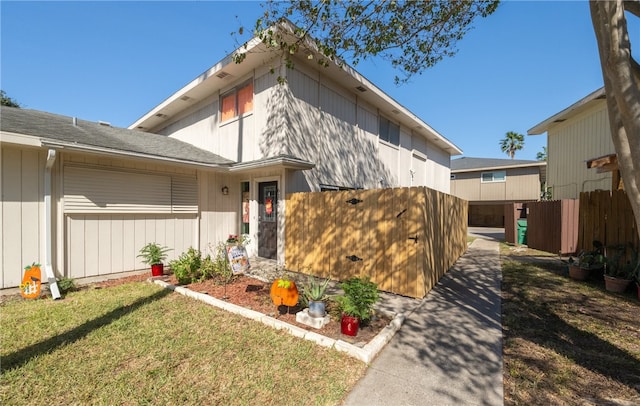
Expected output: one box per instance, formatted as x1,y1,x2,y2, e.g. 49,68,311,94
93,273,391,346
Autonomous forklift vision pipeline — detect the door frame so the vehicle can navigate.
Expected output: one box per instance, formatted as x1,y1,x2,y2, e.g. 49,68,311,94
252,176,281,262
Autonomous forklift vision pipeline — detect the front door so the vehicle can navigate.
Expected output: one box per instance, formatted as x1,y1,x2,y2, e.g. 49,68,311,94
258,181,278,259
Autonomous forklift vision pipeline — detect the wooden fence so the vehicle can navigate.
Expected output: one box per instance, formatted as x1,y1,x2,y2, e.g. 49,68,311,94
527,200,580,255
577,190,638,255
285,187,468,298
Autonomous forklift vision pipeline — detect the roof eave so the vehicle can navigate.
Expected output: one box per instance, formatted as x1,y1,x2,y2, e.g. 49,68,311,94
229,155,315,173
527,87,606,135
451,161,546,173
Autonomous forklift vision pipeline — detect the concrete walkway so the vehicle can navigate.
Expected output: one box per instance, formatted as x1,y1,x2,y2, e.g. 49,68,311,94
343,238,503,406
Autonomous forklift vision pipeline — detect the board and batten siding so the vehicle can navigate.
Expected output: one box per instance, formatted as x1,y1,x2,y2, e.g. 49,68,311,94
61,157,199,279
547,102,614,199
1,146,45,288
451,167,540,202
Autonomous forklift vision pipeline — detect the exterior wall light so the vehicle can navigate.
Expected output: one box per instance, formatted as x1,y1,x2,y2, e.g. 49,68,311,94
221,186,229,195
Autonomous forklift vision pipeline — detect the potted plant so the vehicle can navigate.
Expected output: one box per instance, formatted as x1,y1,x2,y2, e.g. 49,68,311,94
138,242,171,276
269,272,299,311
603,244,635,293
301,275,330,318
334,277,379,337
567,240,604,281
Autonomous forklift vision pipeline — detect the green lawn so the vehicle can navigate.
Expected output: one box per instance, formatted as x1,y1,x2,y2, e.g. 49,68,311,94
1,282,365,405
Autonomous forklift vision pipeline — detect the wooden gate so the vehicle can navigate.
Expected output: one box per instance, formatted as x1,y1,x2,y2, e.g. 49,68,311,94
285,187,468,298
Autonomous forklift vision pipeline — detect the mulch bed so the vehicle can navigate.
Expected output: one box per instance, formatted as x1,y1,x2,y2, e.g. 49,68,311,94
93,272,391,346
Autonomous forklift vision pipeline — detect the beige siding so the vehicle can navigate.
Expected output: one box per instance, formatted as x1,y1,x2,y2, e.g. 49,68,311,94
547,101,613,199
425,145,452,194
158,98,219,152
66,214,196,278
451,167,540,201
1,146,45,288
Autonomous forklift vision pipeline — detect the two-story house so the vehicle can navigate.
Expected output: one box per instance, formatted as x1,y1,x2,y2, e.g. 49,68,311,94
450,157,546,226
1,27,461,289
528,87,619,199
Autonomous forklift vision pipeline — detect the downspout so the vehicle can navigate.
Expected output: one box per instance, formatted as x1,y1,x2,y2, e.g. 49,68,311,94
45,149,61,299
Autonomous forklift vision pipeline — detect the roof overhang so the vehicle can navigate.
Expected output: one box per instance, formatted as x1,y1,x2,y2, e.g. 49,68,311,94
451,161,546,173
527,87,606,135
587,153,618,173
130,21,463,156
229,155,315,173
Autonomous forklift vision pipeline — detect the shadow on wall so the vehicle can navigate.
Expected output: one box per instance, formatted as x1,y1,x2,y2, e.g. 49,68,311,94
260,81,394,191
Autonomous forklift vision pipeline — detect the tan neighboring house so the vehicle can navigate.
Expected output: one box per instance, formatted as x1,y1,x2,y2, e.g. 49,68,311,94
0,27,462,289
450,157,546,227
528,87,620,199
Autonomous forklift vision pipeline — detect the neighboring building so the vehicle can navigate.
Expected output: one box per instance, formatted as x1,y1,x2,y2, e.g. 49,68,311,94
1,26,461,289
450,157,546,227
528,87,618,199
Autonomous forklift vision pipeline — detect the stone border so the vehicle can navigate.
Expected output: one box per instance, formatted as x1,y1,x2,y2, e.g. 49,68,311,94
153,279,405,364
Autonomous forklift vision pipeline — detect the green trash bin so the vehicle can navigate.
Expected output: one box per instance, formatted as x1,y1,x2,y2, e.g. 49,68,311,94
517,219,528,245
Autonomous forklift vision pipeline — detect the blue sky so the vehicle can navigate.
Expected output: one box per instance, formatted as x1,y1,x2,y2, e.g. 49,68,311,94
2,1,638,161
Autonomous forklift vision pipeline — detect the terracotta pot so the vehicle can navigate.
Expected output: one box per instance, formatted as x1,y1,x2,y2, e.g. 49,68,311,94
151,263,164,277
568,265,590,281
604,275,632,293
341,314,360,337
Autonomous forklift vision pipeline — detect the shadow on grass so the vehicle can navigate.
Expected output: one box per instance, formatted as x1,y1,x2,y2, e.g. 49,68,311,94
503,257,640,394
1,288,171,372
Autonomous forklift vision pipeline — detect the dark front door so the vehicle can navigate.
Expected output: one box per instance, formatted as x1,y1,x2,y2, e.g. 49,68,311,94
258,181,278,259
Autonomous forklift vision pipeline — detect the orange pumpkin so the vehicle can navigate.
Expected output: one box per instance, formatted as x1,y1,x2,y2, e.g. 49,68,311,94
20,263,42,299
270,279,299,307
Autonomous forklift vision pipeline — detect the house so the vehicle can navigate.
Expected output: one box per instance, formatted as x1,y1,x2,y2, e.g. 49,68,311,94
450,157,546,227
528,87,619,199
0,27,461,289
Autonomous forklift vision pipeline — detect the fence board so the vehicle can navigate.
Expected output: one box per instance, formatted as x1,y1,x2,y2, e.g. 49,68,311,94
284,186,467,298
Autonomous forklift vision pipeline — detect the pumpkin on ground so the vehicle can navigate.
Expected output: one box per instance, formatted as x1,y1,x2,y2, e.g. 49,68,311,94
270,279,299,307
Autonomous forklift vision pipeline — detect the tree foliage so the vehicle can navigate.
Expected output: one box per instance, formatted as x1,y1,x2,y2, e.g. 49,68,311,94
1,90,21,108
590,0,640,240
499,131,525,160
249,0,499,84
536,146,547,161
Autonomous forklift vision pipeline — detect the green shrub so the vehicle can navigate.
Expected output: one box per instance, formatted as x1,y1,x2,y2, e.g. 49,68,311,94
57,277,77,294
334,277,379,322
169,247,202,284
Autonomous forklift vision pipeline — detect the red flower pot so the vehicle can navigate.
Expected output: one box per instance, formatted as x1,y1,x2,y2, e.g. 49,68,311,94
151,263,164,276
341,314,360,337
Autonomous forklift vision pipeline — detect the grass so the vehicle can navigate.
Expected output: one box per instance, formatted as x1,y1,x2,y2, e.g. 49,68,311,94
501,244,640,405
0,282,366,405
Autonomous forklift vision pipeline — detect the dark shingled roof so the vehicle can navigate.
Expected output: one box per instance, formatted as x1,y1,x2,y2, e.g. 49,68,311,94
451,157,545,172
1,107,233,167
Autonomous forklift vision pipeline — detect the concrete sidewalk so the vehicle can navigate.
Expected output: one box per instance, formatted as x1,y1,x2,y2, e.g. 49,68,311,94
343,238,503,406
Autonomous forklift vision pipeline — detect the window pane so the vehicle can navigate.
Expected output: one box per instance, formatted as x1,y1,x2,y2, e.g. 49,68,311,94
482,173,493,182
494,171,506,181
221,93,236,121
238,82,253,115
389,121,400,145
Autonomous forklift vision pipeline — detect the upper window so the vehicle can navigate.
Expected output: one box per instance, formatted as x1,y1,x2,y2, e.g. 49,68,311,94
481,171,506,183
379,116,400,145
221,81,253,122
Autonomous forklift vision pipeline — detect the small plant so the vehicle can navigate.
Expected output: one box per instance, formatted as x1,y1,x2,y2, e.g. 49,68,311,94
301,275,330,303
568,240,605,269
604,243,638,280
169,247,202,284
57,277,77,294
335,277,379,323
137,243,170,266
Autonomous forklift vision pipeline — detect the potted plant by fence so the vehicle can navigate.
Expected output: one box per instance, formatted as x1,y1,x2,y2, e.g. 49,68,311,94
138,242,170,276
270,272,299,314
301,275,330,318
334,277,379,337
567,240,604,281
603,244,635,293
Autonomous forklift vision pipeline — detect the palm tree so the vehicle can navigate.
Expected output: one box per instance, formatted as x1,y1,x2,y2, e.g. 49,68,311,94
499,131,524,159
536,146,547,161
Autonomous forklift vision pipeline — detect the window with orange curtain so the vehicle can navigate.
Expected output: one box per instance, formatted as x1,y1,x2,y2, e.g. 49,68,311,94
238,82,253,115
221,92,236,121
220,81,253,122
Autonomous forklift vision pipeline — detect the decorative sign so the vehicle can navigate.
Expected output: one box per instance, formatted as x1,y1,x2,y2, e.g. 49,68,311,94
20,263,42,299
226,244,251,274
265,197,273,215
